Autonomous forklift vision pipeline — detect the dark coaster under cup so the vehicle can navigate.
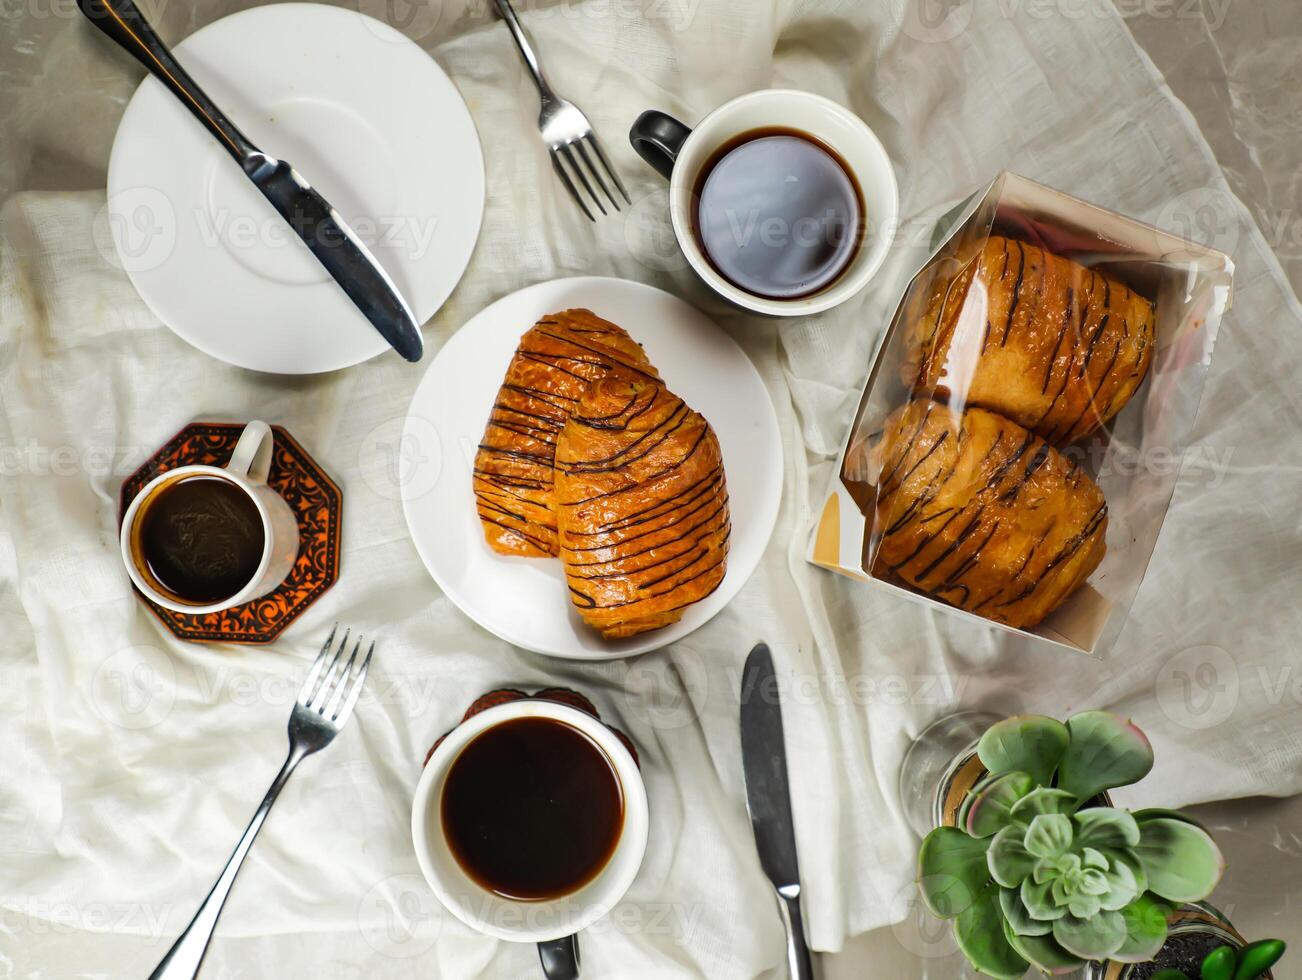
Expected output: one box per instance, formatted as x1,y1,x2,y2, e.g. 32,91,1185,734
119,421,342,644
425,688,640,768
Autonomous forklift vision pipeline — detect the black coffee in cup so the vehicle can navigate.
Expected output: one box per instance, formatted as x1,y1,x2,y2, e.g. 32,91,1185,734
135,474,265,604
441,716,625,901
691,128,864,300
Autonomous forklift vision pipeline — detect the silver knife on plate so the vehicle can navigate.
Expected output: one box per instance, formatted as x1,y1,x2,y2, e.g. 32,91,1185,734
740,642,816,980
78,0,424,363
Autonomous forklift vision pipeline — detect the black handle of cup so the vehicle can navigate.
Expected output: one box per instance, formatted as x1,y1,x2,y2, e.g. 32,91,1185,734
538,934,580,980
629,110,692,181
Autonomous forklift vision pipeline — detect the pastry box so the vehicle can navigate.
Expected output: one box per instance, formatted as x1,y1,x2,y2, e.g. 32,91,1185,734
808,172,1234,655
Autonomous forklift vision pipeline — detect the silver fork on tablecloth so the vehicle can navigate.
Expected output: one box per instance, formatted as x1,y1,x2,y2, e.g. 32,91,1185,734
492,0,631,221
149,626,374,979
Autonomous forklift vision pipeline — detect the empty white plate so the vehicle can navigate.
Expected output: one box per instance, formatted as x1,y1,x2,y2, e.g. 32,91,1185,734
401,277,784,660
106,3,484,374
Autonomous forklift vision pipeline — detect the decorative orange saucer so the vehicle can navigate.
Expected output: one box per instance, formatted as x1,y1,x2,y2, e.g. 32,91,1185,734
425,688,639,768
119,422,342,644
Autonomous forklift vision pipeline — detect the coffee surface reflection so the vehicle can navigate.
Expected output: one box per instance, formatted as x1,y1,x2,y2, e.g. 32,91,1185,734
692,128,864,300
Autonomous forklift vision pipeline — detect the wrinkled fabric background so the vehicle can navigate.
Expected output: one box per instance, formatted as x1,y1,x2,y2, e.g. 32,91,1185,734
2,1,1300,977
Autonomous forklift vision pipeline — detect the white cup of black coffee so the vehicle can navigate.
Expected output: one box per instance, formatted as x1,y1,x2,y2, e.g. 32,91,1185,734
119,420,299,614
411,699,649,975
630,89,898,316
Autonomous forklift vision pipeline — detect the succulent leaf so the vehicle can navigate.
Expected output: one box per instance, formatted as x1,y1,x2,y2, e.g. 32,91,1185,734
1052,908,1127,960
1056,882,1103,920
958,771,1000,829
1002,919,1088,976
1058,712,1154,800
1134,818,1225,903
1077,867,1108,895
1093,848,1142,911
1081,847,1108,870
1025,814,1074,859
1021,876,1066,921
1233,939,1287,980
1201,946,1236,980
918,827,992,919
1110,893,1172,963
954,889,1031,979
988,825,1037,888
999,885,1051,937
1074,808,1141,849
1010,787,1079,823
967,771,1035,838
977,715,1070,787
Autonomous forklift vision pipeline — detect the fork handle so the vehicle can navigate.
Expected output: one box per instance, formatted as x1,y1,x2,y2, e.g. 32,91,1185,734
491,0,555,101
75,0,257,163
148,749,305,979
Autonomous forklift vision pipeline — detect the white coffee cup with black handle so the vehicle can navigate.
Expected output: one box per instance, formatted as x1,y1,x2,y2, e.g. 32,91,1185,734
630,89,898,316
412,698,649,979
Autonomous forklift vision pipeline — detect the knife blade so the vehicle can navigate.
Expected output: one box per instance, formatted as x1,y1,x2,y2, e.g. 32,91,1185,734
244,155,424,362
740,643,816,980
78,0,424,363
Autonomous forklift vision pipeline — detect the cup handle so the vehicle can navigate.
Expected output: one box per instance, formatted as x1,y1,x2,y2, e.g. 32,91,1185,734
226,420,274,486
629,110,692,181
537,934,580,980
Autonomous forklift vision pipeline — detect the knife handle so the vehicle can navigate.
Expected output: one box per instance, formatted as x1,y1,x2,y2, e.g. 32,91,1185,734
777,888,816,980
76,0,257,162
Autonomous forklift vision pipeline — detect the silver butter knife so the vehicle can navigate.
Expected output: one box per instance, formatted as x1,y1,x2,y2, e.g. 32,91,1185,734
740,643,816,980
78,0,424,363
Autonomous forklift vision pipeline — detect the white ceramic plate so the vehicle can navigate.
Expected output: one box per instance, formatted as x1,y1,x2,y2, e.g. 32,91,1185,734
401,277,783,660
106,3,484,374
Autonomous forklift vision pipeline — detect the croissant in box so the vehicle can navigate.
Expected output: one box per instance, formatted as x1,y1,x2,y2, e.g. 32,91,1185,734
869,399,1107,629
904,236,1155,444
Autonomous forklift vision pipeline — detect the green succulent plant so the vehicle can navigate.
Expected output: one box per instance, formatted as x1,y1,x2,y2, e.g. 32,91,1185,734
917,712,1226,978
1151,938,1286,980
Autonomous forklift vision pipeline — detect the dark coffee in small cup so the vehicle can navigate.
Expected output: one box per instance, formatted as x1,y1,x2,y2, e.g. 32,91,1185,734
629,90,898,318
135,474,265,605
119,420,298,615
691,128,864,300
442,716,624,901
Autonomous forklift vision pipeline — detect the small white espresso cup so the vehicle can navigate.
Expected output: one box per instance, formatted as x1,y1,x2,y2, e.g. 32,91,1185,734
630,89,899,317
119,420,299,614
412,699,649,956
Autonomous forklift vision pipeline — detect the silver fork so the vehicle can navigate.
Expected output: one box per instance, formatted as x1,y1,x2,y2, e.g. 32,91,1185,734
492,0,631,221
149,626,374,980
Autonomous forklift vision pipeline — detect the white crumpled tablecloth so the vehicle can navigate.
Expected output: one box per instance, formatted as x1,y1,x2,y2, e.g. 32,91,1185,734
2,1,1300,976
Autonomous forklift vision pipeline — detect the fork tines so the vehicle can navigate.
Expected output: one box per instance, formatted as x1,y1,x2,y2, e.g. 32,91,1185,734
551,132,631,222
300,624,374,724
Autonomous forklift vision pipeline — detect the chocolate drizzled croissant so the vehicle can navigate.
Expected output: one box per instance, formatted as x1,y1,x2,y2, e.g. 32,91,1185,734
870,399,1107,629
905,236,1155,444
474,309,659,558
554,380,731,639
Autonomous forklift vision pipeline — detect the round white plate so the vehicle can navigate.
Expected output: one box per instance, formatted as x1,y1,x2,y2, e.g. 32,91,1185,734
401,277,784,660
106,3,484,374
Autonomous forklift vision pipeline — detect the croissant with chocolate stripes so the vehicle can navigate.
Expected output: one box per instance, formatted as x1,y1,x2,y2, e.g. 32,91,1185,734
905,236,1155,444
474,309,659,558
554,380,731,639
869,399,1107,629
